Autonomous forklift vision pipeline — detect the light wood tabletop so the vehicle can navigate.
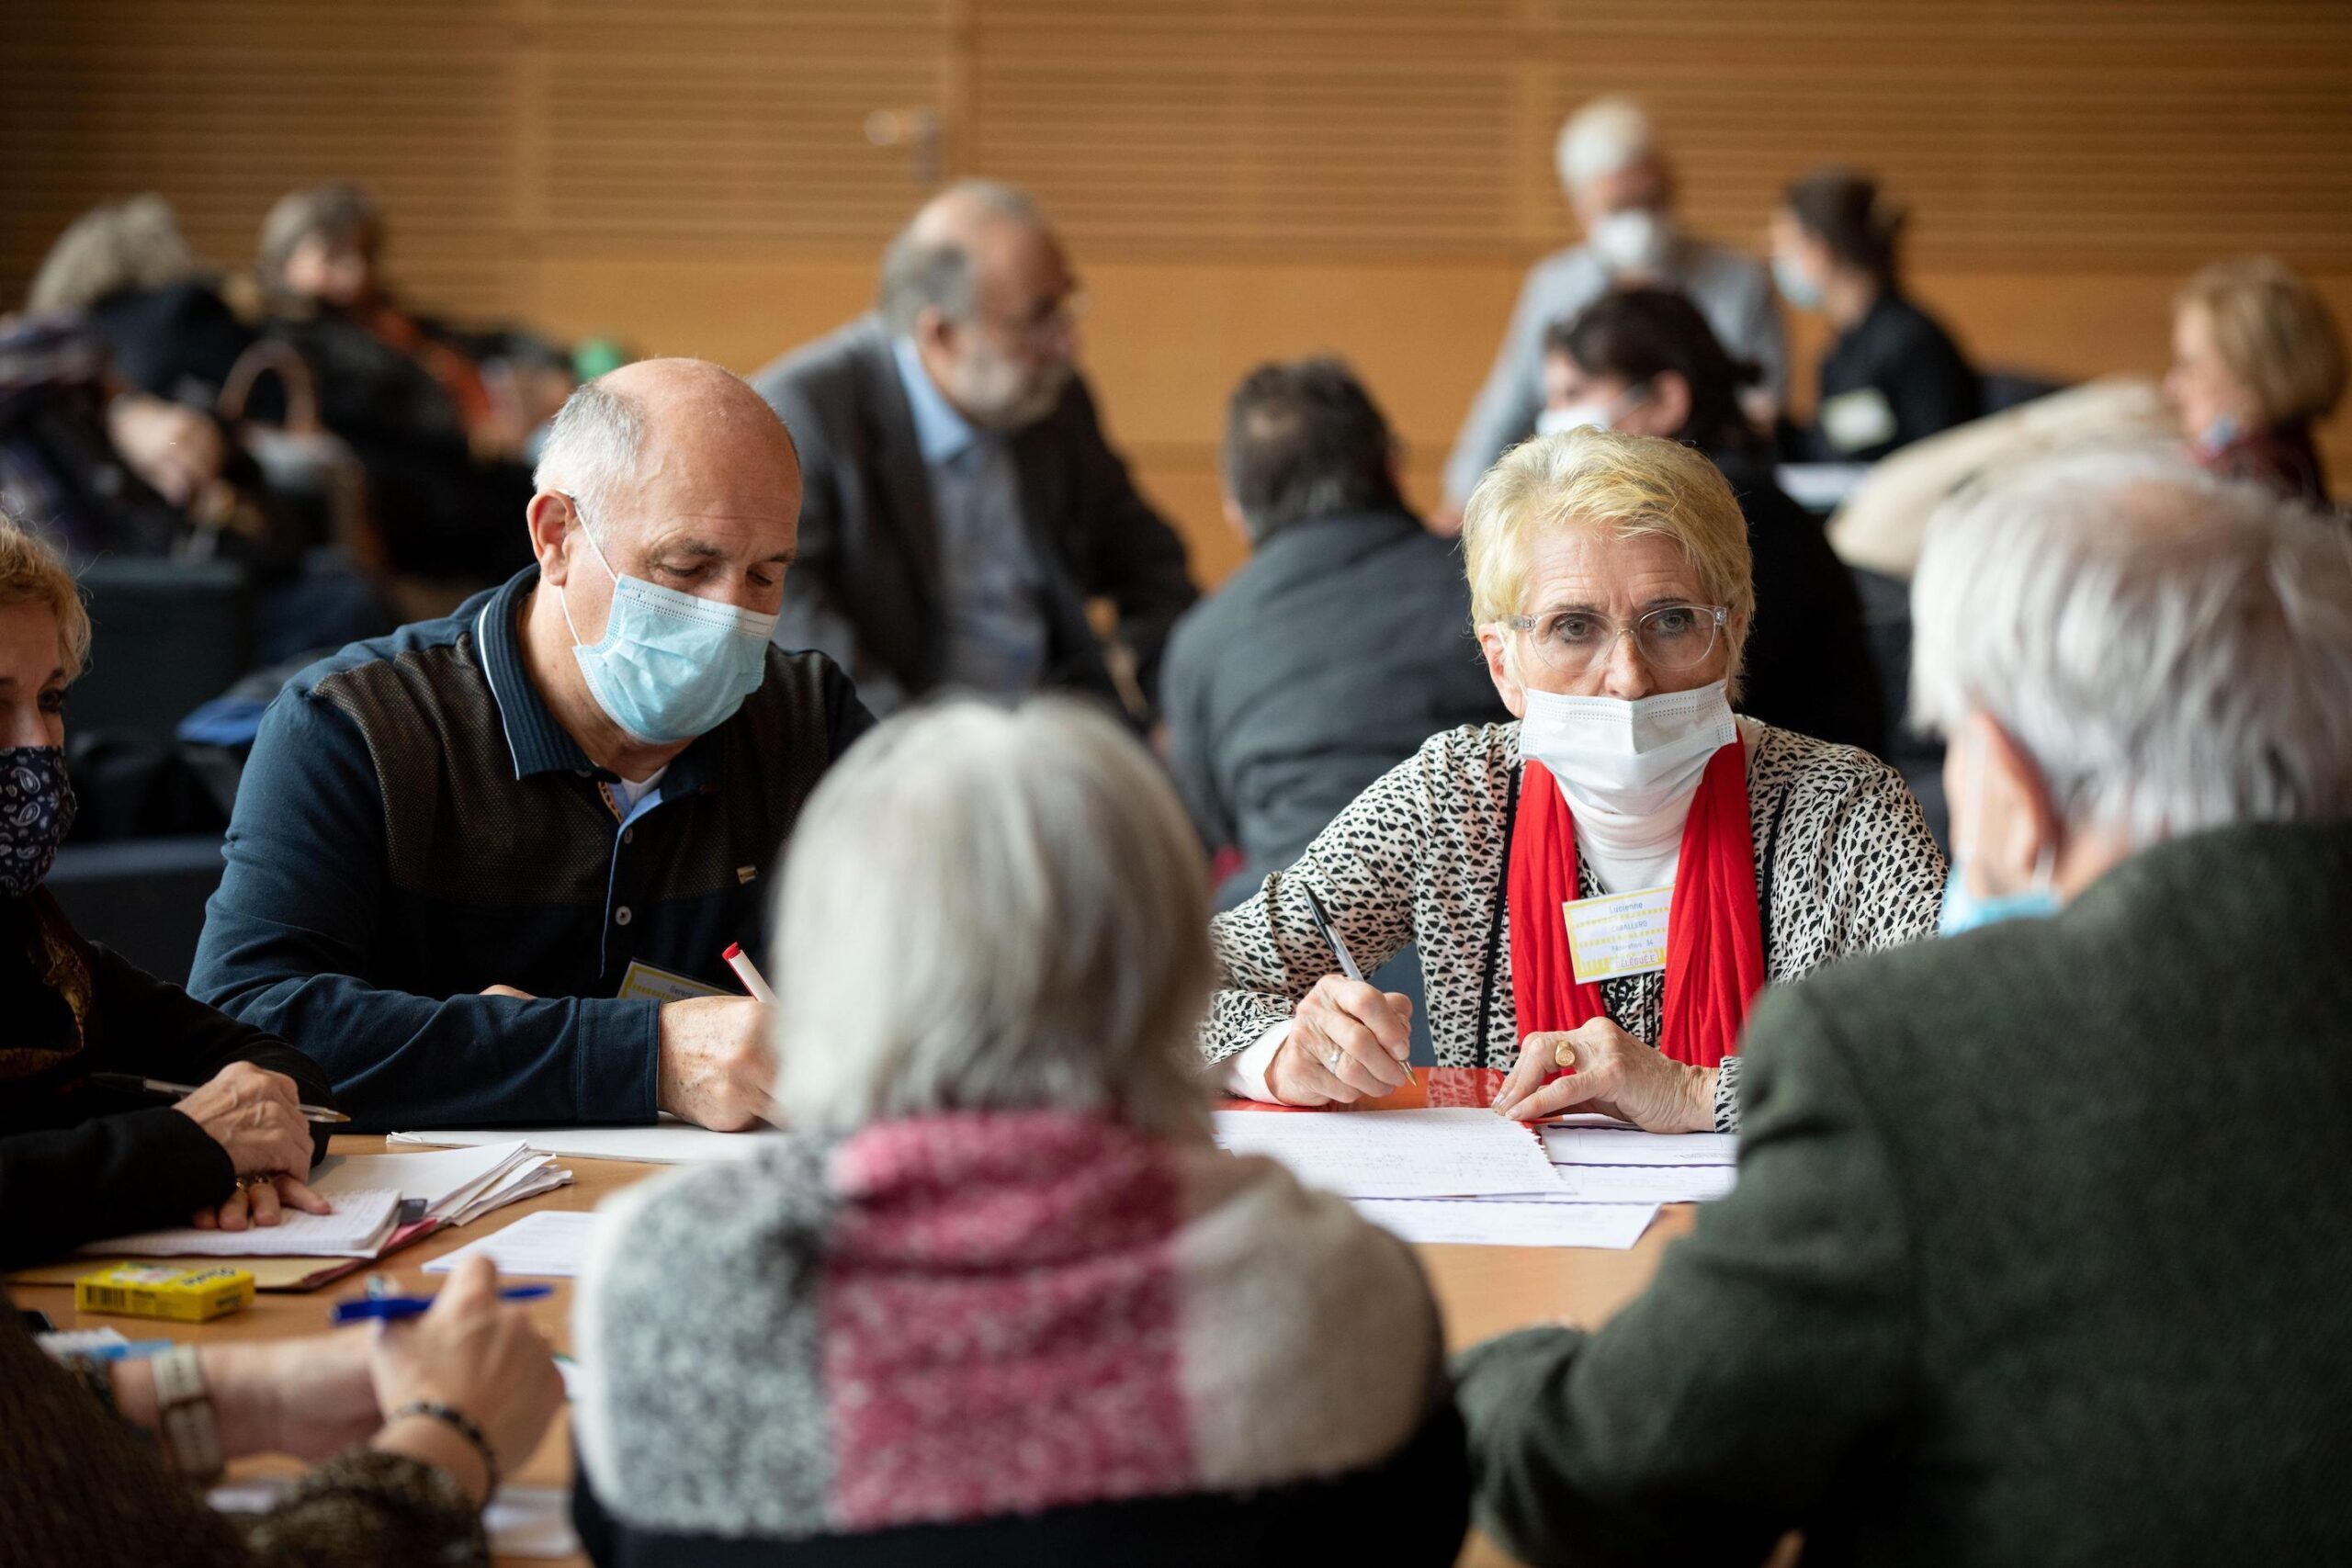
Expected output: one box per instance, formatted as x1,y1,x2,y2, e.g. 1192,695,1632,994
13,1077,1697,1568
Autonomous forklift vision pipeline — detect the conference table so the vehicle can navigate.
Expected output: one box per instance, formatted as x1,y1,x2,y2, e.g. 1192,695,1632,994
14,1072,1703,1568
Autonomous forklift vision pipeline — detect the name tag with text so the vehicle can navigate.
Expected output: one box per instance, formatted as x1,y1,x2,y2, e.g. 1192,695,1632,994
616,960,729,1004
1563,886,1672,985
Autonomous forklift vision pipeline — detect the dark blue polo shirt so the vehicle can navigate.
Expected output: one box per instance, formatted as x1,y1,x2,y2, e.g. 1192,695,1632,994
188,567,872,1129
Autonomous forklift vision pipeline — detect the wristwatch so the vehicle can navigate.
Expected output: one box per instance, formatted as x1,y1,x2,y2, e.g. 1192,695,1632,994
152,1344,224,1483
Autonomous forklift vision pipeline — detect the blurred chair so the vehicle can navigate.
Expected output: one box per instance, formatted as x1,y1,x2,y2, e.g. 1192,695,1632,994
45,834,227,985
73,556,254,742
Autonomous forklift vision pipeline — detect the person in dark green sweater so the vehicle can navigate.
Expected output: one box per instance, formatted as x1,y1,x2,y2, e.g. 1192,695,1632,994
1455,451,2352,1566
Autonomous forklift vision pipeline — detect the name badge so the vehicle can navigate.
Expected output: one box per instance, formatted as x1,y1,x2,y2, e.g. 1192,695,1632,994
616,959,729,1003
1563,886,1672,985
1820,386,1899,454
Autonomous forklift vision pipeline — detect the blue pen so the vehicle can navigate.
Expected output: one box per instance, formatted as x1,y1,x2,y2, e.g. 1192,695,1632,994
330,1285,553,1325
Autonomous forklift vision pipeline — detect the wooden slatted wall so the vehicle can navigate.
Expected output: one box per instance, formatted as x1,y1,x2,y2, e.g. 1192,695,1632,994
5,0,2347,585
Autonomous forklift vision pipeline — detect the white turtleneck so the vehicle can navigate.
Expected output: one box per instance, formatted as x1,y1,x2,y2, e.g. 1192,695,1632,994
1565,715,1758,894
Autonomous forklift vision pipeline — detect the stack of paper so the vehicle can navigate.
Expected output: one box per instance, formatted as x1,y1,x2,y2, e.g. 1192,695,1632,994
82,1189,406,1258
1211,1108,1744,1251
389,1120,782,1166
311,1139,571,1227
1531,1122,1741,1205
1212,1108,1658,1250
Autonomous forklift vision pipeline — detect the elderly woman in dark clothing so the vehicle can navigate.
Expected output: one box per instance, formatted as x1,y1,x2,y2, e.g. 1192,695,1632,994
1541,286,1888,756
0,513,334,1265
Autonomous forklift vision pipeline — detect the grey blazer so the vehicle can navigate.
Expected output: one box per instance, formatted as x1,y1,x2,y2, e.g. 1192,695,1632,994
751,316,1195,716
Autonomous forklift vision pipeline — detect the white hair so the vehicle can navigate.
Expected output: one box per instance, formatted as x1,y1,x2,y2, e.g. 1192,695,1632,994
533,377,645,524
767,696,1215,1139
1555,96,1657,195
1911,449,2352,842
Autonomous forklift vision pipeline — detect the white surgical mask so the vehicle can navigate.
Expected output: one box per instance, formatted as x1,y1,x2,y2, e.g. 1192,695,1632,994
1520,680,1737,821
1587,209,1674,275
1535,381,1650,438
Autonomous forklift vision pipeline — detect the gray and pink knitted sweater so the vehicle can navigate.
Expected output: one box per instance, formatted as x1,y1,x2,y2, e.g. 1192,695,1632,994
571,1109,1468,1565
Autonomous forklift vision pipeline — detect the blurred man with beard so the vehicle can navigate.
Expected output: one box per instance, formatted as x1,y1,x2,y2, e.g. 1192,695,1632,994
752,181,1194,718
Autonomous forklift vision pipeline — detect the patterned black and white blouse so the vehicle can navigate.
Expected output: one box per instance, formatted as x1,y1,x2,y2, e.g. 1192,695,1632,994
1203,719,1948,1129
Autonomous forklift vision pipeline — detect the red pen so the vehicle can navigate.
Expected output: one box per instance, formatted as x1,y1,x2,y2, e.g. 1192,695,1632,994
722,942,776,1003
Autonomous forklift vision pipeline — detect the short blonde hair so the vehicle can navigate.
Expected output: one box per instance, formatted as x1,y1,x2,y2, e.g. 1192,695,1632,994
1461,428,1754,676
2175,256,2347,427
0,513,91,680
769,696,1215,1140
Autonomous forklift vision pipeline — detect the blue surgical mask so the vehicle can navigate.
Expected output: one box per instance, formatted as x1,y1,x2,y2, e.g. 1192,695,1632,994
1937,733,2061,937
2196,413,2243,455
0,746,76,898
557,506,779,745
1772,254,1824,311
1937,863,2060,937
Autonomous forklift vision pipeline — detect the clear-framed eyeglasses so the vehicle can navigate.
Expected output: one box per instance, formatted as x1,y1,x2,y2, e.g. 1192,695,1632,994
1504,603,1729,676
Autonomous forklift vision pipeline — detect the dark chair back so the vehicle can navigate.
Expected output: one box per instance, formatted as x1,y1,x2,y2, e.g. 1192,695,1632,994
74,557,254,742
45,834,228,986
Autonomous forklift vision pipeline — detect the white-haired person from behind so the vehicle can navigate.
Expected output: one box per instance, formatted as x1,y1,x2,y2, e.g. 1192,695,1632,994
571,698,1468,1566
1440,94,1785,520
1453,453,2352,1566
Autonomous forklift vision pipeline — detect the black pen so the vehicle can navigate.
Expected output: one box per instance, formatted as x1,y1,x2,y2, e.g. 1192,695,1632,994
89,1073,351,1125
1301,885,1366,982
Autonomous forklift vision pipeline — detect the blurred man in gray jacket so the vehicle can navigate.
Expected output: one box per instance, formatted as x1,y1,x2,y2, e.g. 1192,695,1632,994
1442,96,1783,520
1162,358,1506,908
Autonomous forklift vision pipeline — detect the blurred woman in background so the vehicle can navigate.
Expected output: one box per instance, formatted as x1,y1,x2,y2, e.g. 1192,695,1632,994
1772,168,1981,464
2167,255,2346,510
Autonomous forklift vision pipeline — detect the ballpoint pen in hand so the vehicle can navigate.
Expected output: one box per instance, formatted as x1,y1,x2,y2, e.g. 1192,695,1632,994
88,1073,351,1125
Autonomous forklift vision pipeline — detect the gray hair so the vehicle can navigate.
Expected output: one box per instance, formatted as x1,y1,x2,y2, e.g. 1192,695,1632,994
533,377,646,524
28,195,199,315
1555,96,1657,195
767,696,1215,1140
1911,449,2352,842
876,178,1046,336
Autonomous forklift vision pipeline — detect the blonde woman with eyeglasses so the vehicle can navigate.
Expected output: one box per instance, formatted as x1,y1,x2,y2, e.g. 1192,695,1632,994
1204,428,1947,1132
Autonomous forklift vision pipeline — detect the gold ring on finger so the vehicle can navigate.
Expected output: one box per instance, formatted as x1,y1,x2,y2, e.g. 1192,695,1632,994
1553,1041,1577,1069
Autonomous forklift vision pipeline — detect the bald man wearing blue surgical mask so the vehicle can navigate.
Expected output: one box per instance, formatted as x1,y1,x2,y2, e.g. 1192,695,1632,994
190,360,874,1132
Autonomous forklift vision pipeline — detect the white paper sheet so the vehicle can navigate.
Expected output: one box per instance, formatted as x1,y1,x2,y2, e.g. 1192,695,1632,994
390,1122,783,1165
210,1478,577,1558
81,1189,402,1258
1354,1199,1660,1248
1212,1108,1559,1199
424,1210,599,1278
1552,1162,1737,1203
1543,1126,1740,1167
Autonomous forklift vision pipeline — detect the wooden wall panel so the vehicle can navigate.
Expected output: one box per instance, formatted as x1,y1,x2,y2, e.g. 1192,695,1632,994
3,0,2347,589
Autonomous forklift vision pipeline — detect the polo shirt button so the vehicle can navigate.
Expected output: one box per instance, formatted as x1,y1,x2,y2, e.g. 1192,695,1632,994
614,907,632,927
622,829,634,845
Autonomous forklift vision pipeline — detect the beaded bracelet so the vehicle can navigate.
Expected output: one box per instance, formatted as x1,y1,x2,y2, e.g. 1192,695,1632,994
388,1399,499,1497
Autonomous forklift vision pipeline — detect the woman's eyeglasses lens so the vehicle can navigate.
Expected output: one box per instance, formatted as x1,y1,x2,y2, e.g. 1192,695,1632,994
1518,604,1724,673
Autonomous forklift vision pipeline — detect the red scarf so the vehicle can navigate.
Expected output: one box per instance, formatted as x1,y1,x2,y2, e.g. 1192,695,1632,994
1507,742,1765,1068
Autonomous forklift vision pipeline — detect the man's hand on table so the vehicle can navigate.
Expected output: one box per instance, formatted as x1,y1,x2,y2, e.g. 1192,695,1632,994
656,996,774,1130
